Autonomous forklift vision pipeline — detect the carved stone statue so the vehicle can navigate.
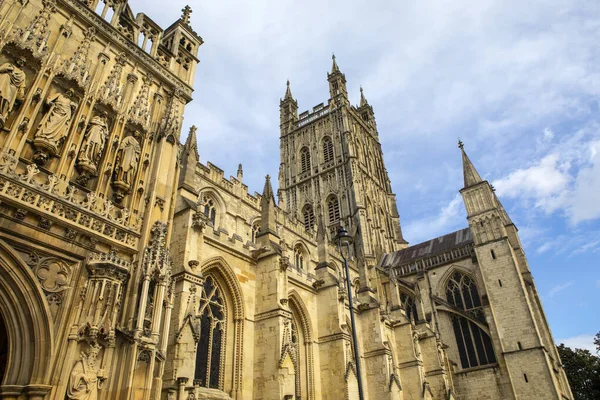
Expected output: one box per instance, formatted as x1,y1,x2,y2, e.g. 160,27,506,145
67,343,106,400
0,57,26,129
33,89,77,165
112,131,141,202
76,112,108,182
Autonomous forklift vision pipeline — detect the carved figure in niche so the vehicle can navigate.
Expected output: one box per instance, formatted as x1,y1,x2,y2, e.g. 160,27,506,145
67,343,106,400
112,131,141,203
33,89,77,165
76,112,109,183
0,57,26,129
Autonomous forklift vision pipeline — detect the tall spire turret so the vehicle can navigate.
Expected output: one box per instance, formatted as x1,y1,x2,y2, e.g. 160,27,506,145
178,126,200,193
279,80,298,131
327,54,348,103
331,53,340,73
459,140,483,188
359,86,368,106
258,175,278,241
283,79,293,100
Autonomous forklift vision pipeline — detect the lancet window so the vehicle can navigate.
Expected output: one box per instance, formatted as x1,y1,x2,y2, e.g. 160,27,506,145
300,147,311,174
303,205,315,231
323,137,334,163
446,272,496,369
194,276,226,389
251,221,261,243
327,196,340,225
294,245,304,270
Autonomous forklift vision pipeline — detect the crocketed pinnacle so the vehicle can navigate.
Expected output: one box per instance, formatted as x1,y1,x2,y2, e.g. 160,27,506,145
184,125,199,161
459,140,483,188
283,80,293,101
331,53,340,73
360,86,368,106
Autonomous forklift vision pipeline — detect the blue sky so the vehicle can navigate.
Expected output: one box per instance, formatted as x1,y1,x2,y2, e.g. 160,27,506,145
130,0,600,352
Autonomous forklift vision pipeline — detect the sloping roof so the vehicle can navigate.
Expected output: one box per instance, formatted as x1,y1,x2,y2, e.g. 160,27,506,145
380,227,472,269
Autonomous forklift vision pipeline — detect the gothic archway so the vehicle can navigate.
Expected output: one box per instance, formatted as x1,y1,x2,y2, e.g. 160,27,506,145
0,239,54,393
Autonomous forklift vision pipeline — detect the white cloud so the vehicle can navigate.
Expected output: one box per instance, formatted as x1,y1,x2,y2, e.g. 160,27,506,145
494,153,570,205
557,334,597,353
546,281,575,299
403,194,465,243
543,128,555,142
569,140,600,223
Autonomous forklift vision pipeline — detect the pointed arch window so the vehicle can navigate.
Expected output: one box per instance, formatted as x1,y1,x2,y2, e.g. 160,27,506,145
195,276,226,389
446,272,496,369
294,245,304,270
400,292,418,322
201,195,217,226
302,205,315,231
251,221,261,243
323,137,334,163
327,196,340,225
300,147,311,174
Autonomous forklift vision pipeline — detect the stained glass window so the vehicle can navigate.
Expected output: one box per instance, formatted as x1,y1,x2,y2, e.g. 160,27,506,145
194,276,226,389
446,272,496,369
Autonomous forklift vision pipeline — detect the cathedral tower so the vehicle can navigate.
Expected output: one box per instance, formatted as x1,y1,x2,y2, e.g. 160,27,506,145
459,142,572,399
278,56,406,290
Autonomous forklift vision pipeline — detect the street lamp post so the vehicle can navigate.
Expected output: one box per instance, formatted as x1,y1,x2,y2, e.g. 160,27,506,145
334,226,365,400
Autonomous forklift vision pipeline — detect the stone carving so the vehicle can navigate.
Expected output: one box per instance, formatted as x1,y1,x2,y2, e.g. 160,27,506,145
9,0,56,60
0,57,26,129
128,74,151,129
60,26,95,88
98,52,126,109
112,131,141,202
76,112,109,182
33,89,77,165
67,343,106,400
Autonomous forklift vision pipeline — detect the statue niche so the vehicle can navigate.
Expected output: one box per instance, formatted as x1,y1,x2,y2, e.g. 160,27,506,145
67,343,107,400
0,56,27,130
32,88,77,165
76,112,109,185
111,130,141,203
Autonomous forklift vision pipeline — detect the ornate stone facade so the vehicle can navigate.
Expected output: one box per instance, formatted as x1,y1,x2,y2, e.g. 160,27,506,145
0,1,572,400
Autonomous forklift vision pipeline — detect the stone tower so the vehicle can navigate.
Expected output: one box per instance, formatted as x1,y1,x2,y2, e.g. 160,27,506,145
278,55,406,291
459,142,572,399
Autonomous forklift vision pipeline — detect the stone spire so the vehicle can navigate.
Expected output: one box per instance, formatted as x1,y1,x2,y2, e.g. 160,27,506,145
283,80,293,101
459,140,483,188
359,86,368,106
258,175,278,239
331,53,340,73
184,125,199,162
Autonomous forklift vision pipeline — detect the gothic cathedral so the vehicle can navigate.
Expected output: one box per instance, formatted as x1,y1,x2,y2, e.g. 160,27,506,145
0,1,573,400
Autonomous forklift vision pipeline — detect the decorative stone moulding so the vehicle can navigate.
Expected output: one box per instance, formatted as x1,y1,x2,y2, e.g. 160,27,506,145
0,150,141,249
5,0,57,61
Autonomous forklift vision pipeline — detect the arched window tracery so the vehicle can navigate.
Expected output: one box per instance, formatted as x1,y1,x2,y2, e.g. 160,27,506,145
446,272,496,369
323,137,334,163
200,194,217,226
400,292,418,322
302,205,315,231
194,276,226,389
300,147,311,174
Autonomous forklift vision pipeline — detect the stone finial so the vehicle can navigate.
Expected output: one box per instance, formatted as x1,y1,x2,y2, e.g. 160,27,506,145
181,5,192,25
